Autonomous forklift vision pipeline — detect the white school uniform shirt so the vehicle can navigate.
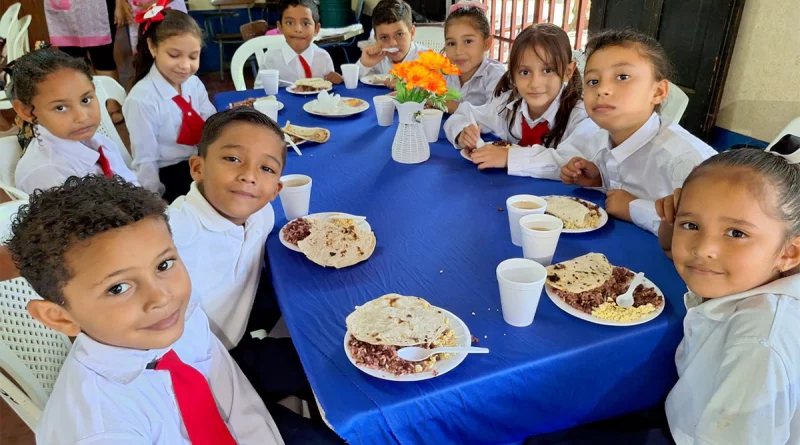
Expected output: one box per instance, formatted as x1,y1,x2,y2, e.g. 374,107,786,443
14,125,140,195
356,42,428,77
665,275,800,445
444,88,600,180
586,112,716,235
123,65,217,196
445,57,506,107
36,300,285,445
255,41,334,88
168,182,274,350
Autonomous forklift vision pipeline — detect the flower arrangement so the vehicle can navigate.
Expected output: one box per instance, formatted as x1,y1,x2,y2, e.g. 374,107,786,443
390,51,462,111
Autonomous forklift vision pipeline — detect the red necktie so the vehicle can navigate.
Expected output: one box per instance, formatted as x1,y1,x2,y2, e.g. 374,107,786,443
298,55,312,78
172,95,206,146
154,350,237,445
97,146,114,179
519,120,550,147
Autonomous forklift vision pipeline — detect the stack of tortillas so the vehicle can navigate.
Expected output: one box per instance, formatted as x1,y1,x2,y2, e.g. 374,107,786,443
545,253,613,293
283,121,330,144
545,197,601,229
297,219,376,268
346,294,449,346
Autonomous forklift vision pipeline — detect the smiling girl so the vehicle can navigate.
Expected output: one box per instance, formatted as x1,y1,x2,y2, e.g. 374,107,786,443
123,6,215,202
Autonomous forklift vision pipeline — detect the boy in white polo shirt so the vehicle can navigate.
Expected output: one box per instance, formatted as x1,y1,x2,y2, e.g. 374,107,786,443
357,0,428,80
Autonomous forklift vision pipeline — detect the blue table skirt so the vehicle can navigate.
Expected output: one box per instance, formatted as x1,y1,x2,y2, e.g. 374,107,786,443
214,86,686,445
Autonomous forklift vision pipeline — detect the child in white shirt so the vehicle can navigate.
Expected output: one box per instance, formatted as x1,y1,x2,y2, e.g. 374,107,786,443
444,23,599,176
560,29,715,236
443,1,506,113
7,176,283,445
124,7,216,202
8,49,139,195
357,0,428,80
256,0,343,87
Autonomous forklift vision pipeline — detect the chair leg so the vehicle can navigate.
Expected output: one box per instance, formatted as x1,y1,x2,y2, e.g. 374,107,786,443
218,12,226,80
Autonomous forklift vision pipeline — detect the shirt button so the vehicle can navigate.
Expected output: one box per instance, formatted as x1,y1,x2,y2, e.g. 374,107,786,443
188,112,193,116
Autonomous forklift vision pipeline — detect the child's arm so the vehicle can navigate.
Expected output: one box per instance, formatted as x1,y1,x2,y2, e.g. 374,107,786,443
321,51,343,84
357,43,388,77
507,117,600,180
0,246,20,281
445,100,460,115
122,99,166,196
443,100,505,149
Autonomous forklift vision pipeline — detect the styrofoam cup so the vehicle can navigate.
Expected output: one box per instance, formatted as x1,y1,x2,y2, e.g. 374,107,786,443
496,258,547,327
259,69,280,95
254,100,281,122
279,174,312,220
506,195,547,246
420,109,444,143
341,64,359,89
373,95,395,126
519,214,563,266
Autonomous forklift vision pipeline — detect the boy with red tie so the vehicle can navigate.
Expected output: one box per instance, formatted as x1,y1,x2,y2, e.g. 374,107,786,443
256,0,343,87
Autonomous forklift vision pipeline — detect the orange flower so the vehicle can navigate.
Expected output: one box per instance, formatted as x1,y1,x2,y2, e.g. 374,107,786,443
391,52,460,97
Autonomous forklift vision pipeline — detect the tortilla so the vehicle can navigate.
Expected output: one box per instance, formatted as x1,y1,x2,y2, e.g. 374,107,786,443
545,253,613,293
545,197,600,229
297,220,376,268
282,121,330,143
346,294,450,346
294,78,332,91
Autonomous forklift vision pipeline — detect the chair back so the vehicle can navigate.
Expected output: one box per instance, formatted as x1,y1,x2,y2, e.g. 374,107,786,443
660,82,689,124
413,25,445,54
230,35,286,91
6,14,30,62
0,3,20,40
0,135,23,192
767,117,800,150
92,76,132,166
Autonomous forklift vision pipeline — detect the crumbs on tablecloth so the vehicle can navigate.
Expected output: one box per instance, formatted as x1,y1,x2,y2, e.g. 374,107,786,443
472,312,476,316
471,335,479,344
497,207,504,212
484,335,487,339
440,270,443,274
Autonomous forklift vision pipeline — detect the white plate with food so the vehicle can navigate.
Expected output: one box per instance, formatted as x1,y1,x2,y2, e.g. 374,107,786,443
542,195,608,233
286,78,334,95
360,74,392,86
544,253,666,327
303,97,370,118
460,141,515,162
282,122,330,145
228,96,284,111
280,211,372,246
344,294,472,382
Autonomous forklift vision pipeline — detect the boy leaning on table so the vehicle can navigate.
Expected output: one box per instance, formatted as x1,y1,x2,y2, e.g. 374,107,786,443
256,0,344,87
357,0,429,86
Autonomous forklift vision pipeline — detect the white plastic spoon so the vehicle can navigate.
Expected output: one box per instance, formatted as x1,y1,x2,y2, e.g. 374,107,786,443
616,272,644,308
397,346,489,362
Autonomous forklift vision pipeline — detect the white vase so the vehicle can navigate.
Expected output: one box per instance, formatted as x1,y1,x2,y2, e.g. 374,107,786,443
391,100,430,164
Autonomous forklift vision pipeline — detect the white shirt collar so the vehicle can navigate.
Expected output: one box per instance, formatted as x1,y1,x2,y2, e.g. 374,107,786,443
508,86,564,130
608,112,661,162
185,182,256,232
281,41,317,66
35,125,103,166
684,274,800,321
471,57,496,80
71,302,198,384
147,64,180,100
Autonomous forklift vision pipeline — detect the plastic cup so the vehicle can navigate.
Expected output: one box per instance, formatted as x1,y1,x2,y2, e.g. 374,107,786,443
259,69,280,95
420,109,444,143
373,95,395,126
279,174,312,220
496,258,547,327
254,100,281,122
506,195,547,246
341,63,359,89
519,214,563,266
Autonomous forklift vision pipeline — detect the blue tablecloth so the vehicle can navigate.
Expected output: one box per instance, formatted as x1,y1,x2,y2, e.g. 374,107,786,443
214,87,686,445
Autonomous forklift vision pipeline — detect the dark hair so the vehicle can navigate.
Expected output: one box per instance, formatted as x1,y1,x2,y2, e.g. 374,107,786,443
585,28,673,112
278,0,320,24
445,5,491,39
198,107,288,168
7,176,168,306
6,49,93,107
372,0,413,30
133,9,203,86
683,149,800,242
494,23,582,148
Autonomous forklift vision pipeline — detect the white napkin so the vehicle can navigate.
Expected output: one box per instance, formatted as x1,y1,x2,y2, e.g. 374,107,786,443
315,90,342,113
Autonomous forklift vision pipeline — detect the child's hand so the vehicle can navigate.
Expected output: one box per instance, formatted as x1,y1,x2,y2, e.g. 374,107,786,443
384,77,398,90
115,0,134,26
325,72,344,84
658,220,674,259
471,144,509,170
605,189,637,222
457,124,482,151
388,91,398,97
360,44,387,68
560,157,602,187
655,188,682,224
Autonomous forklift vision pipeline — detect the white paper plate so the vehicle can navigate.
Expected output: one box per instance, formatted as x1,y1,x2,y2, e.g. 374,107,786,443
460,148,473,161
360,74,392,86
545,274,665,327
228,98,284,111
344,307,472,381
279,212,372,252
286,85,333,95
303,98,370,118
542,195,609,234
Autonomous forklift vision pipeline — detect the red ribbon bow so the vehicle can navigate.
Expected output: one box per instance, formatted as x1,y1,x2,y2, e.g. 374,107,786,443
135,0,171,32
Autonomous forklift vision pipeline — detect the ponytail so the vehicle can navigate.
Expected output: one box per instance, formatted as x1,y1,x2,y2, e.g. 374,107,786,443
131,9,203,87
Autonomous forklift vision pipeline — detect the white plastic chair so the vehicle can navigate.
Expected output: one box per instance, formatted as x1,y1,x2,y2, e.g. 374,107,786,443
659,82,689,124
0,136,25,197
5,14,30,62
92,76,131,166
413,25,445,54
767,117,800,150
573,49,586,76
230,35,285,91
0,3,20,40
